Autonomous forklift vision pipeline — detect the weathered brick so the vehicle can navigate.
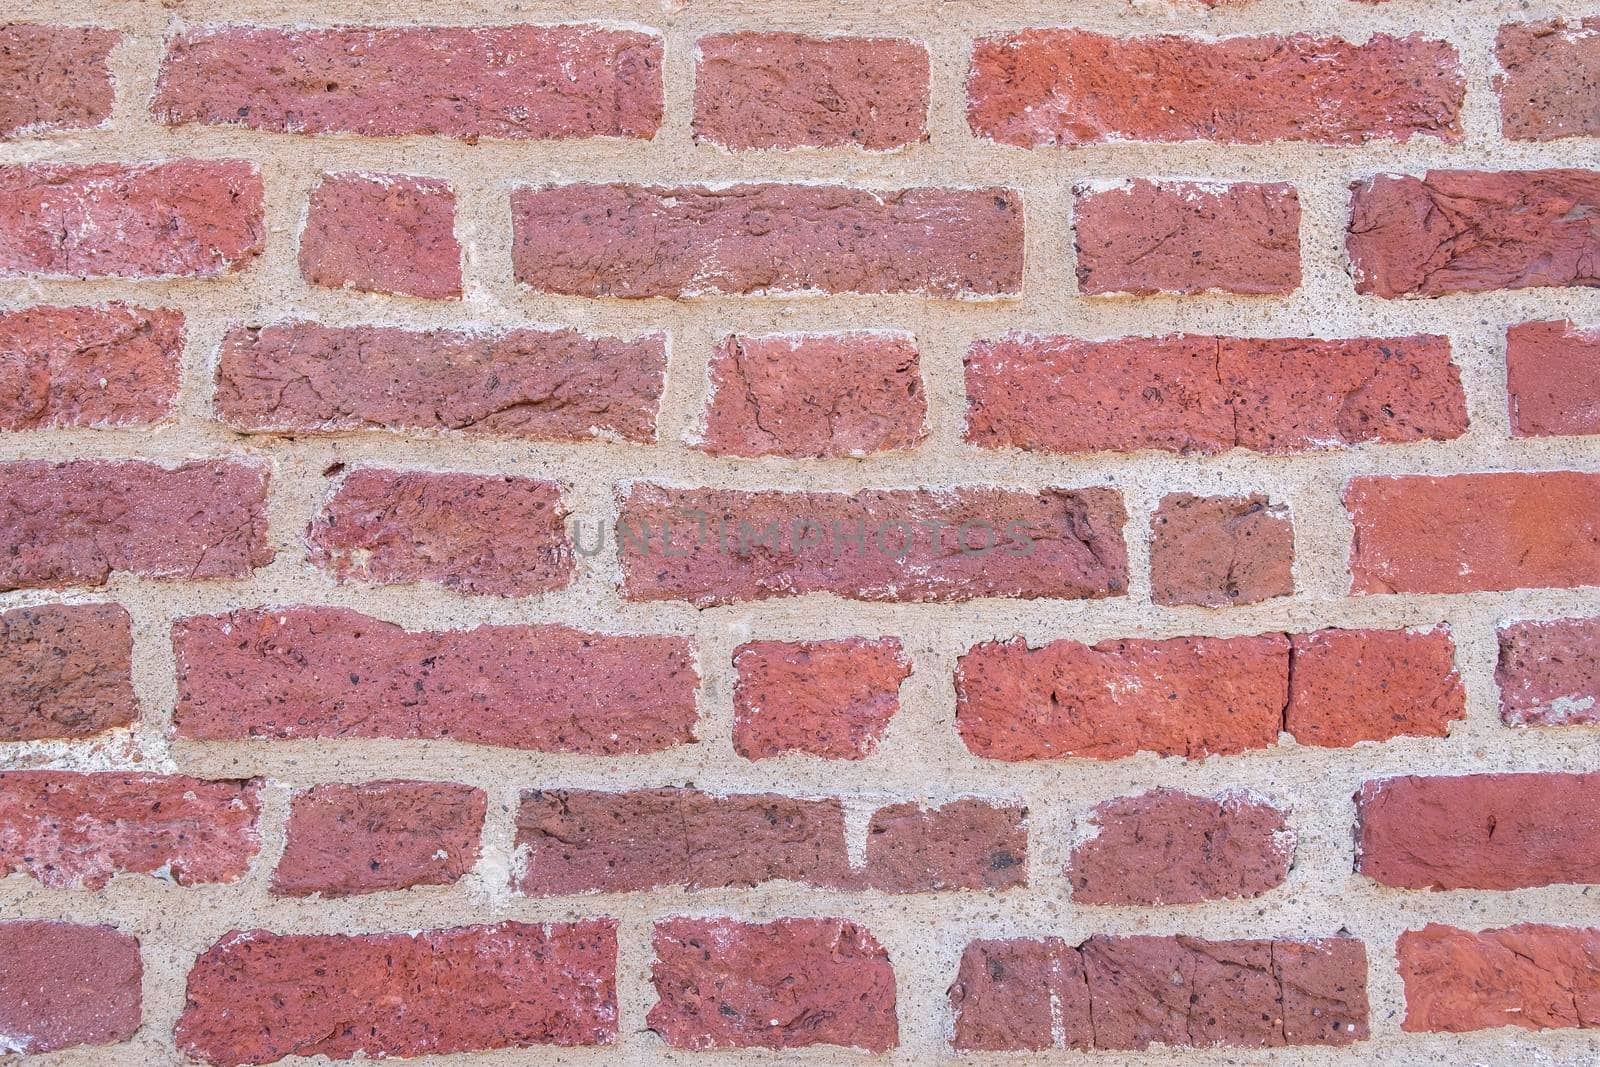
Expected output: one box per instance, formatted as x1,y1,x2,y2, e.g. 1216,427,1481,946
1346,472,1600,594
968,30,1461,146
1348,169,1600,296
1498,616,1600,726
0,922,141,1055
0,161,263,278
173,607,697,753
1496,19,1600,141
1287,627,1465,746
0,772,260,889
0,460,270,591
0,305,181,430
300,173,461,300
1074,180,1301,296
618,484,1128,606
1150,493,1295,607
0,25,118,138
1357,772,1600,889
732,637,910,760
306,469,573,598
176,922,618,1064
0,604,135,742
155,25,662,139
1507,320,1600,436
864,798,1026,892
271,781,486,897
1398,923,1600,1032
650,917,897,1052
693,33,928,149
511,183,1023,298
950,938,1089,1052
699,333,925,458
215,322,665,442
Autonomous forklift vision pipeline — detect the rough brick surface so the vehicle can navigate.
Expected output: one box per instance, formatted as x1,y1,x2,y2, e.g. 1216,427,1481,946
1498,616,1600,726
0,161,263,278
1398,923,1600,1033
0,921,141,1055
1150,493,1295,607
0,772,260,889
1507,319,1600,437
1074,180,1302,296
1496,19,1600,141
649,917,898,1052
155,25,662,140
864,798,1026,892
0,304,181,430
511,183,1023,297
299,173,461,299
0,603,135,742
694,33,929,150
216,322,665,442
175,922,618,1064
732,638,910,759
699,333,925,457
306,469,573,598
1287,627,1465,746
271,781,486,897
173,607,697,753
0,25,118,138
968,30,1462,146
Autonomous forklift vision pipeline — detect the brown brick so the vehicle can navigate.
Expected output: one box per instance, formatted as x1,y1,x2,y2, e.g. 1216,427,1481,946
0,604,134,742
1150,493,1295,607
864,798,1027,892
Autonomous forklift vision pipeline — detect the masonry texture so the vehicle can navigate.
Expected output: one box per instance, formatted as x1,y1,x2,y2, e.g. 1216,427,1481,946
0,0,1597,1065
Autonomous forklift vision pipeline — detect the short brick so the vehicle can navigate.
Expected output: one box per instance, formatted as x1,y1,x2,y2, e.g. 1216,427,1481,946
175,922,618,1064
0,921,141,1055
0,161,263,278
0,460,270,591
1398,923,1600,1032
1150,493,1295,607
732,637,910,760
0,772,260,889
650,917,898,1052
1498,616,1600,726
1357,772,1600,889
0,305,182,430
306,469,574,598
173,607,697,753
1069,789,1292,905
693,33,928,150
950,938,1089,1051
1074,180,1301,296
215,322,665,442
1287,627,1465,746
271,780,486,897
864,798,1027,892
1348,169,1600,296
0,604,135,742
618,484,1128,605
1507,320,1600,436
1346,472,1600,594
699,332,926,458
511,183,1023,298
1496,19,1600,141
0,24,118,138
155,25,662,140
300,173,461,300
968,30,1461,146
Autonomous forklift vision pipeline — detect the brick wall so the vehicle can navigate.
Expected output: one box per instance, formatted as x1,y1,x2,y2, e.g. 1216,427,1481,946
0,0,1597,1063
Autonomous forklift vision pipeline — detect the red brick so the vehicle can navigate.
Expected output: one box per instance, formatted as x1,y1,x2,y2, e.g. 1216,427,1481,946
173,607,697,753
1498,617,1600,726
1287,627,1465,746
650,917,897,1052
1069,789,1291,905
949,938,1090,1052
1150,493,1295,607
0,604,134,742
1346,472,1600,594
307,469,573,598
732,637,910,760
0,922,140,1055
513,788,852,894
966,334,1465,455
271,780,486,897
0,305,181,430
0,459,270,591
155,25,661,140
300,173,461,299
1399,923,1600,1032
864,798,1026,892
0,772,260,889
1507,320,1600,436
215,322,664,442
699,332,925,458
618,484,1127,606
1357,772,1600,889
1496,19,1600,141
176,922,617,1064
1348,169,1600,296
955,635,1288,761
693,33,928,150
1074,180,1301,296
0,161,263,278
968,30,1461,146
511,183,1023,298
0,25,118,138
